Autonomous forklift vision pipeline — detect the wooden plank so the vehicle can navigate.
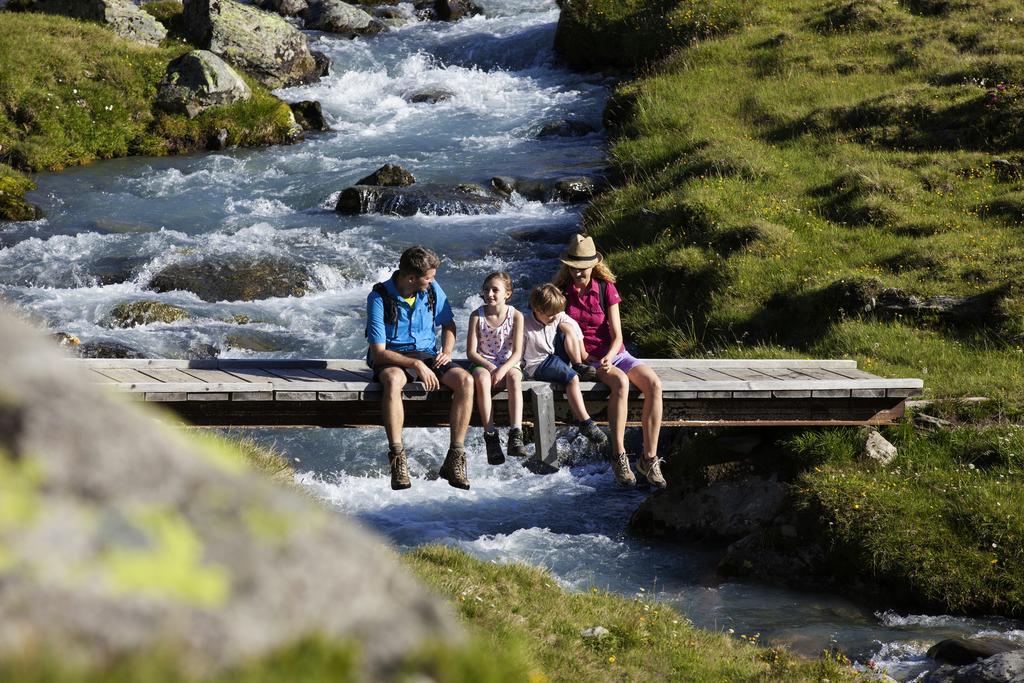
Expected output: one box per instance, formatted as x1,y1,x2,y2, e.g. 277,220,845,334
110,382,274,393
697,391,734,399
137,367,214,384
186,393,229,401
306,368,375,383
734,390,772,399
672,367,747,383
812,389,852,398
852,388,887,398
263,368,335,383
93,367,165,384
708,367,777,382
232,392,275,401
887,388,923,397
276,391,318,401
530,385,558,471
216,367,283,383
748,367,818,382
317,391,361,401
773,390,812,398
145,393,187,402
825,367,881,380
641,359,859,369
180,368,257,384
790,367,859,382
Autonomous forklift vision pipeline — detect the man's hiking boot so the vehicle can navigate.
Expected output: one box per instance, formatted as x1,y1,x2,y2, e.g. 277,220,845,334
611,451,636,488
636,456,667,490
483,430,505,465
439,447,470,490
579,420,608,446
573,363,598,382
388,448,411,490
507,427,529,458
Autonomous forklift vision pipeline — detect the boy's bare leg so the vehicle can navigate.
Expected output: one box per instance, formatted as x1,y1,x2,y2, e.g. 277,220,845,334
379,366,408,446
564,376,591,422
627,364,663,459
596,365,629,455
506,368,524,426
442,366,474,445
563,335,585,364
472,367,494,430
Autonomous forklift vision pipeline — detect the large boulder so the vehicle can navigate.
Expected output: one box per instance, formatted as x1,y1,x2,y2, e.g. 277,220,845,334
924,650,1024,683
302,0,385,36
20,0,167,46
433,0,481,21
927,637,1022,666
148,257,311,302
0,309,462,675
156,50,252,119
335,184,505,216
103,300,191,328
182,0,319,89
357,163,415,187
256,0,308,17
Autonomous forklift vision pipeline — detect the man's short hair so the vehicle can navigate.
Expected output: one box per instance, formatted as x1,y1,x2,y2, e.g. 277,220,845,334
398,245,441,277
529,284,566,316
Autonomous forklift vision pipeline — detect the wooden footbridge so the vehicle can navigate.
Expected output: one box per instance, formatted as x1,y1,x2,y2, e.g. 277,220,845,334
76,358,922,468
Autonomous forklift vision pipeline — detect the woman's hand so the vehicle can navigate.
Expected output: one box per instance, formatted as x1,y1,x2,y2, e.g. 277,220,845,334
600,352,616,371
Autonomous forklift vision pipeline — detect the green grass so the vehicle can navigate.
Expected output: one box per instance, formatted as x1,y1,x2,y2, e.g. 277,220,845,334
788,419,1024,616
573,0,1024,400
0,12,296,174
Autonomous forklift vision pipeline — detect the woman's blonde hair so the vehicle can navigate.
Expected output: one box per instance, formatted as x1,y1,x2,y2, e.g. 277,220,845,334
529,284,566,316
552,261,616,289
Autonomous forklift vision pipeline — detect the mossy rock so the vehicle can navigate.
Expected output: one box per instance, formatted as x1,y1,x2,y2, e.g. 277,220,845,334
149,257,310,302
104,300,191,327
0,166,43,221
224,330,282,352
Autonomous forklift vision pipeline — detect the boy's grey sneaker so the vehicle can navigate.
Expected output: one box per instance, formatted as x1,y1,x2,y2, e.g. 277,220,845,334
388,448,411,490
573,363,598,382
636,456,667,489
438,447,470,489
507,427,529,458
611,452,636,488
483,430,505,465
579,420,608,446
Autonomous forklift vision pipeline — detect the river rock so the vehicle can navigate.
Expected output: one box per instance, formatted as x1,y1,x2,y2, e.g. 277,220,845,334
927,637,1022,666
550,175,601,203
302,0,385,35
493,176,605,204
148,257,311,302
312,50,331,77
156,50,252,119
404,89,454,104
433,0,481,21
75,341,147,359
335,184,505,216
182,0,319,89
357,163,415,187
224,330,283,352
51,331,81,348
924,650,1024,683
256,0,308,17
861,427,897,466
535,119,597,139
0,309,462,676
289,101,329,131
632,477,789,541
104,300,191,328
19,0,167,46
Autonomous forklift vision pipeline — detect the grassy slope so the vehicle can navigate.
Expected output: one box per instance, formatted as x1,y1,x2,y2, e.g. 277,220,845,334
0,10,296,218
559,0,1024,615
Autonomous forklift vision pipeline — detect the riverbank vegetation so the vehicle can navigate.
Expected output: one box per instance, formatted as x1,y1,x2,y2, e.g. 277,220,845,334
557,0,1024,616
0,10,297,219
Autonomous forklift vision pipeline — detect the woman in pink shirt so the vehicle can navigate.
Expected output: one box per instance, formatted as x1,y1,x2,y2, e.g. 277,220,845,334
553,234,665,490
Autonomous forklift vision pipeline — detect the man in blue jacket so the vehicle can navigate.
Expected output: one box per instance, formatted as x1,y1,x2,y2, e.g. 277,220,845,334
366,245,474,491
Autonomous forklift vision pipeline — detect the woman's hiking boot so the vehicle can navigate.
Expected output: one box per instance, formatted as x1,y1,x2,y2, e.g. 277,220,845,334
636,456,667,489
507,427,529,458
439,446,470,489
579,419,608,446
388,447,411,490
483,429,505,465
610,451,636,488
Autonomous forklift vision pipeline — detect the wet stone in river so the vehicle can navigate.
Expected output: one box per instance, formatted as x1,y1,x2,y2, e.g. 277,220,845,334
148,257,311,302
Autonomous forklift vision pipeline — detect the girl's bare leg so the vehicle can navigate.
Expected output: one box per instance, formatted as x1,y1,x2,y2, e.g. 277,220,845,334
506,367,524,427
627,364,663,459
596,365,629,454
473,367,493,430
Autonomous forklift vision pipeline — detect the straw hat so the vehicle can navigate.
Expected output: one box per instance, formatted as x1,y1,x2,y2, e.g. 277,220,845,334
560,234,604,269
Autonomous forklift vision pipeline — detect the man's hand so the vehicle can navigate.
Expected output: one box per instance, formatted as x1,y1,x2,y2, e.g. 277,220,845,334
433,350,451,368
414,360,440,391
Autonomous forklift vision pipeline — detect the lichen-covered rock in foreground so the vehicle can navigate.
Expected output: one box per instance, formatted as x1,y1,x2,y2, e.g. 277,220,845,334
182,0,319,88
20,0,168,46
0,308,462,675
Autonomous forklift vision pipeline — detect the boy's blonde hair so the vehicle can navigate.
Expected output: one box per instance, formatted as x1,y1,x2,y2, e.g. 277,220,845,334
529,283,566,316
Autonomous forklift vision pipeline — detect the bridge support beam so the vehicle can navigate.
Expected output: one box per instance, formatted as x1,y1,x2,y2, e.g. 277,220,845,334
530,385,558,471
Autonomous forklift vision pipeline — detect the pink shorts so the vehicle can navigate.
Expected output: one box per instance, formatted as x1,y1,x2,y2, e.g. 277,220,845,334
587,350,644,374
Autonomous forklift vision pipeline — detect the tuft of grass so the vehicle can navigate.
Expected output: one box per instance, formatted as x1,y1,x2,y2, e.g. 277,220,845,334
0,12,297,175
787,421,1024,615
405,544,861,682
0,163,42,220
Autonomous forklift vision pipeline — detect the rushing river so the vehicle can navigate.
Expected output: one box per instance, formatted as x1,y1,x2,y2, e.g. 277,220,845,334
2,1,1022,679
